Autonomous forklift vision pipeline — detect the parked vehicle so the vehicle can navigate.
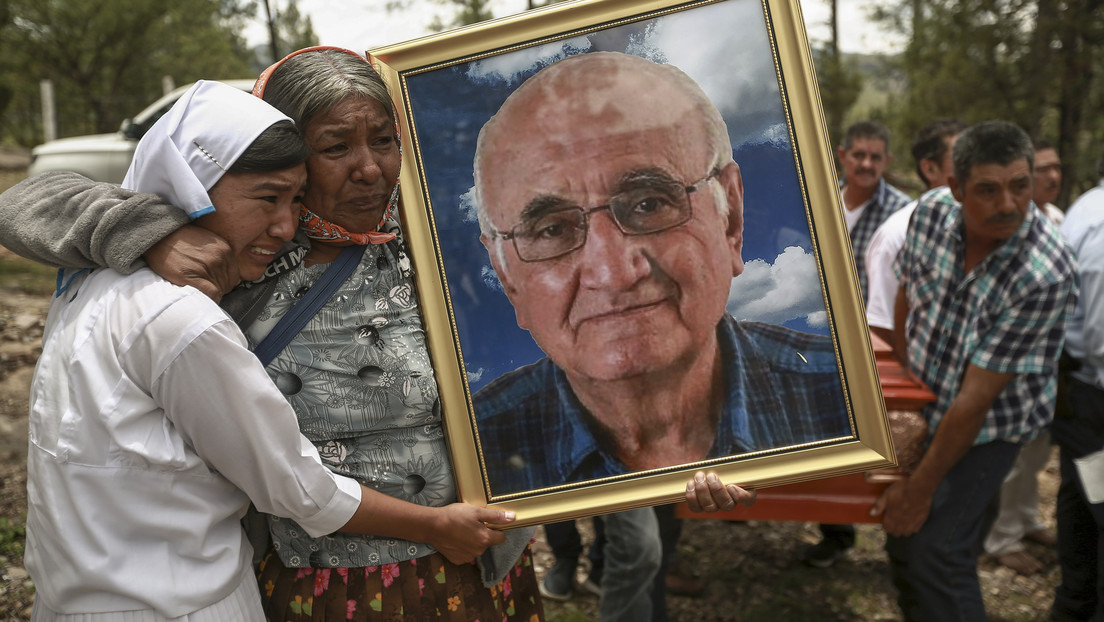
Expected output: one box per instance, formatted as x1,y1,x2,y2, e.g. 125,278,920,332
28,79,255,184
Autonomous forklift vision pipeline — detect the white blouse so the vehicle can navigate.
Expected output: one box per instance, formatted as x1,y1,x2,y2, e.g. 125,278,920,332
26,268,361,618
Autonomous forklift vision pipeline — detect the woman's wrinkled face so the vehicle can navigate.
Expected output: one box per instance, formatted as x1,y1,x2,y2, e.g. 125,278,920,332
300,97,400,233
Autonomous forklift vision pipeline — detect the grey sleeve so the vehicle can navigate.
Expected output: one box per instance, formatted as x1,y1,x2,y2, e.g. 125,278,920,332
0,171,189,274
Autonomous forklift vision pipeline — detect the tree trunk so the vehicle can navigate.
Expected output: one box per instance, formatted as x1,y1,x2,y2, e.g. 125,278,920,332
1055,0,1103,205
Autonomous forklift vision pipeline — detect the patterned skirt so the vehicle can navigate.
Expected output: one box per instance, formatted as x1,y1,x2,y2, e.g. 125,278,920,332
257,546,544,622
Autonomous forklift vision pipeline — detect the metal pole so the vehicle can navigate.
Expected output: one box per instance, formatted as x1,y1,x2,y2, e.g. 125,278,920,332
40,80,56,143
263,0,280,63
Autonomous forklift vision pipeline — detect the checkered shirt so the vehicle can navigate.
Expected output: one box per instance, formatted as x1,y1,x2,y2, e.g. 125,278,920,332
894,187,1079,444
473,317,851,496
847,177,913,303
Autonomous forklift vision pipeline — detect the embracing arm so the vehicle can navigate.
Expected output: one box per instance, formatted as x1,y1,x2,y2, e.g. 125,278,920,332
0,171,188,273
0,171,239,299
155,316,511,565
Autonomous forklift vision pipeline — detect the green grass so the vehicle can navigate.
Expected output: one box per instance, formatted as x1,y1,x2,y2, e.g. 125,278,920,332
0,255,56,296
546,611,597,622
0,516,24,559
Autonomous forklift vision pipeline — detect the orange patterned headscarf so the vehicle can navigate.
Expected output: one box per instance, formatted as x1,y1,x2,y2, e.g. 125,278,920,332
253,46,400,246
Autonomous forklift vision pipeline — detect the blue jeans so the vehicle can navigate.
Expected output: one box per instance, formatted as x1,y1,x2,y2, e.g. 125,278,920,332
650,504,684,622
885,439,1020,621
1051,378,1104,622
600,507,662,622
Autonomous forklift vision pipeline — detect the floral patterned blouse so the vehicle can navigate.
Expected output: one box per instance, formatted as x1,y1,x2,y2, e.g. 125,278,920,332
245,239,450,568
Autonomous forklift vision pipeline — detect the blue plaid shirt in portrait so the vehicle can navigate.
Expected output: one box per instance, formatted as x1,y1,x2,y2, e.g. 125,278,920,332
847,177,913,302
894,187,1078,445
473,316,852,496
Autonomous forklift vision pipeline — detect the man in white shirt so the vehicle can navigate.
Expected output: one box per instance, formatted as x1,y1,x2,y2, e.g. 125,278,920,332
864,118,966,346
1052,148,1104,621
1033,141,1066,224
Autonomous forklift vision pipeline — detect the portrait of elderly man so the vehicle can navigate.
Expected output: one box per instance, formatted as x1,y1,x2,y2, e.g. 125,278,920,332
470,51,851,495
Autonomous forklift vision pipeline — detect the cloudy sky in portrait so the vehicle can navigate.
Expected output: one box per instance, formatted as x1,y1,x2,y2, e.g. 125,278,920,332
451,1,822,333
728,247,828,327
460,0,786,149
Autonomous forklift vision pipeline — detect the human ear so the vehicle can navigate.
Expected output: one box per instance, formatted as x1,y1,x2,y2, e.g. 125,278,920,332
949,175,965,202
480,232,530,329
718,161,745,277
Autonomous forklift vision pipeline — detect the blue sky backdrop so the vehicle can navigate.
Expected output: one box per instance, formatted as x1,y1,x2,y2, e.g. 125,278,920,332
402,0,833,392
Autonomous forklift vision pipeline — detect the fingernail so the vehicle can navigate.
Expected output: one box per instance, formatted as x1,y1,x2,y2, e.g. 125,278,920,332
695,472,706,483
504,511,516,520
707,473,719,484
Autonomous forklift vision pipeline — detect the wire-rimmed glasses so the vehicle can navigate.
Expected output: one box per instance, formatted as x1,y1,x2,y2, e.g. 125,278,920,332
491,168,720,262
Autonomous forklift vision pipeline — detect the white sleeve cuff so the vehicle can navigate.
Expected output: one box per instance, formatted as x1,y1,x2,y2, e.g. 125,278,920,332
297,473,363,539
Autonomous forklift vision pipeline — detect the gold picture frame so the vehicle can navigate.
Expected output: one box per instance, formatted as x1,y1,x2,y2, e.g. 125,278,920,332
369,0,894,527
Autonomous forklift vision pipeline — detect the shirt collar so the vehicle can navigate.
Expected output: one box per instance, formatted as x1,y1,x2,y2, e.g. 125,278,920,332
546,364,613,484
838,177,891,208
547,317,761,483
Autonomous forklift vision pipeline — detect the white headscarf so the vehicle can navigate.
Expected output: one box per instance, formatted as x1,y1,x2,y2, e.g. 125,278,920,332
121,80,292,219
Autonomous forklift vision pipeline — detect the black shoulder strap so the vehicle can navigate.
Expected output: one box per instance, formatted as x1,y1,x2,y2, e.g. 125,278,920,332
253,244,367,367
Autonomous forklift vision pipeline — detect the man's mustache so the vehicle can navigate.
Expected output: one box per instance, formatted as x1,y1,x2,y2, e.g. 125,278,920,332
986,212,1023,225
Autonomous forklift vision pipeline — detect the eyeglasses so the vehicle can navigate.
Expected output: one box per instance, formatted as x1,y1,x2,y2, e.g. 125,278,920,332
492,168,720,262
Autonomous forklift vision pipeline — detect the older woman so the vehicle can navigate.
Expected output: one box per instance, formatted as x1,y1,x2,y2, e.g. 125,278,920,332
0,48,753,621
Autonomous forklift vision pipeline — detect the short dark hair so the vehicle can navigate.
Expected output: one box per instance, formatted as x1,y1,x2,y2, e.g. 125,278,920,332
228,120,309,174
1033,138,1055,152
911,118,967,185
952,121,1034,185
841,120,892,152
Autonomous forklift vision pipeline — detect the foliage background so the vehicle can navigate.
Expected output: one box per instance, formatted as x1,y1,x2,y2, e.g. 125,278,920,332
0,0,318,146
2,0,1102,201
814,0,1104,204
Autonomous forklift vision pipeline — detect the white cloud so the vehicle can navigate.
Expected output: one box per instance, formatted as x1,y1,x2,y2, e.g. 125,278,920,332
806,310,828,327
632,1,783,147
481,264,504,292
467,367,485,383
727,246,825,325
458,186,478,223
466,36,593,85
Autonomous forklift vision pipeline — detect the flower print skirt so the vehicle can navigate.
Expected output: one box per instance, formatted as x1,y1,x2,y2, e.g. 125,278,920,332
257,546,544,622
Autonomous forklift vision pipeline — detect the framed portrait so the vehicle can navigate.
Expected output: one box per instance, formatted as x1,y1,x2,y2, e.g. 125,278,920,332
368,0,895,527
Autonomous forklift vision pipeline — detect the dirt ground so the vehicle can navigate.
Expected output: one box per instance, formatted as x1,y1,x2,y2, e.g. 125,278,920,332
0,248,49,619
0,167,1064,621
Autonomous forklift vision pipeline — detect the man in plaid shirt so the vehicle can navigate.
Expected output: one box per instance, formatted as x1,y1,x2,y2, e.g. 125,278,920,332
874,121,1078,621
838,120,914,301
